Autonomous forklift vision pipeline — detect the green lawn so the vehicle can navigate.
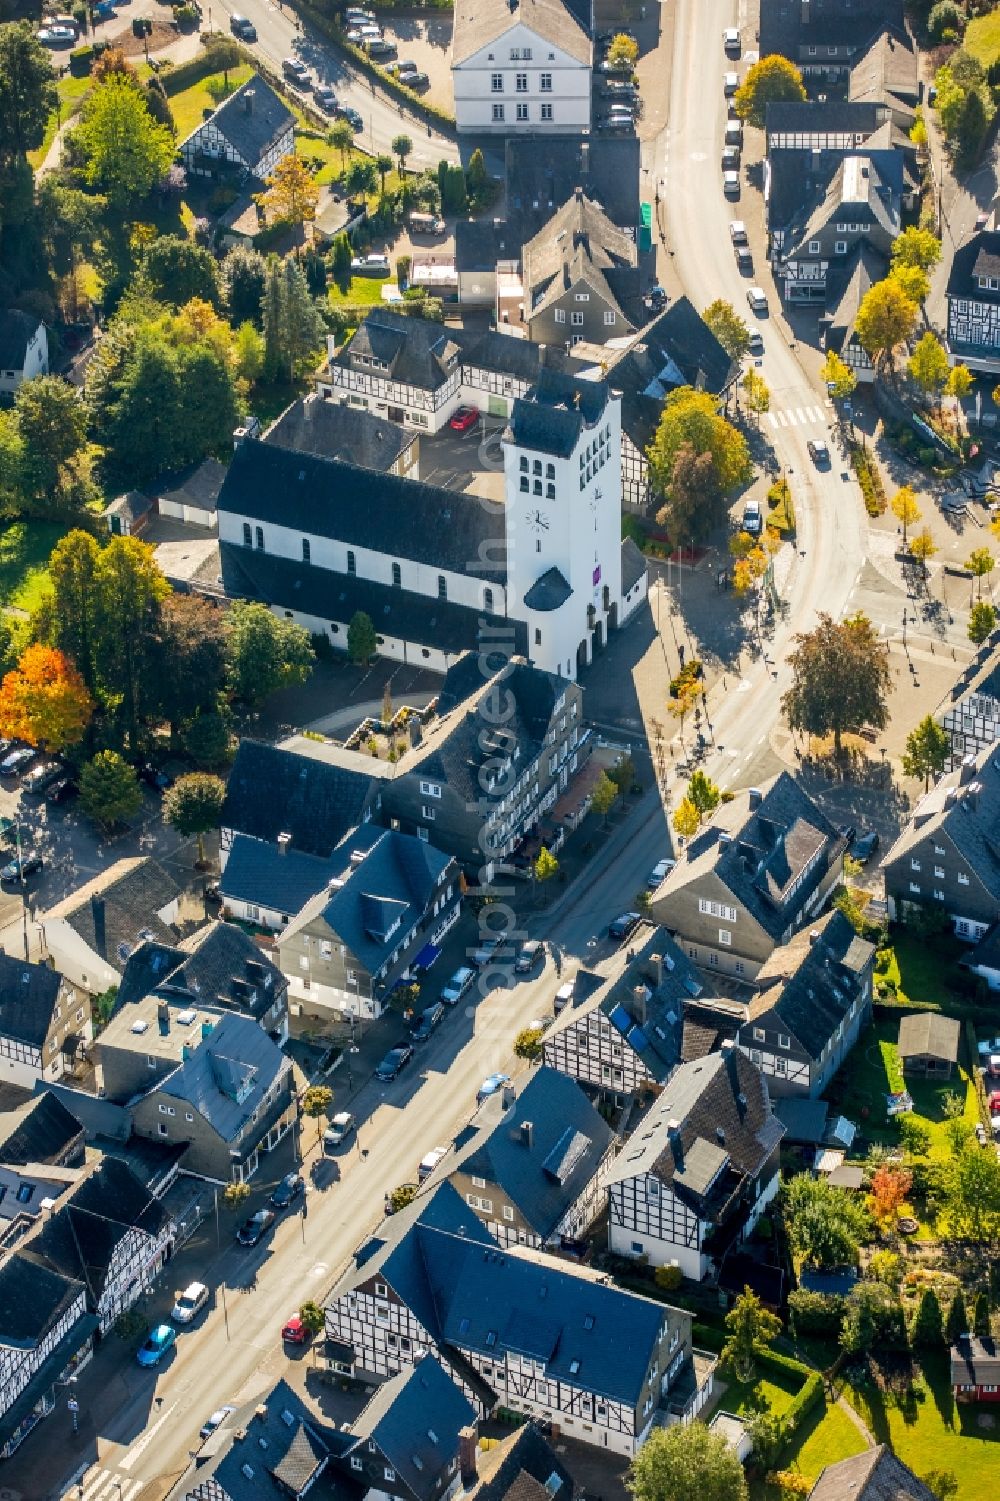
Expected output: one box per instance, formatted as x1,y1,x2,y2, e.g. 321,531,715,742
0,521,69,615
846,1354,999,1500
965,12,1000,68
721,1364,868,1499
28,72,97,170
328,274,392,306
879,930,969,1012
166,63,256,140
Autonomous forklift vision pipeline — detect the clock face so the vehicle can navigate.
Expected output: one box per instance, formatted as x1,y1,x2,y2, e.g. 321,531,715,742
525,509,550,532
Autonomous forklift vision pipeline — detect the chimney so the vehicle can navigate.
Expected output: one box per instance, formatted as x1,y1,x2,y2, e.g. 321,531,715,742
501,1084,516,1110
520,1120,534,1149
960,753,978,786
646,953,664,989
157,1001,170,1036
747,787,762,810
277,832,292,856
808,929,820,945
574,184,583,203
91,896,107,960
800,0,810,23
244,88,255,115
666,1119,683,1169
632,984,649,1026
458,1425,479,1485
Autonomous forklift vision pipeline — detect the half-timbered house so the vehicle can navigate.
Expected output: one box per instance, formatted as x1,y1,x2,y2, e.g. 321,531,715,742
178,74,294,182
0,1253,94,1458
0,953,92,1088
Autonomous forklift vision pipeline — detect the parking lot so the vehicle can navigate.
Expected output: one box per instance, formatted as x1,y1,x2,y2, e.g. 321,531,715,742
416,419,507,505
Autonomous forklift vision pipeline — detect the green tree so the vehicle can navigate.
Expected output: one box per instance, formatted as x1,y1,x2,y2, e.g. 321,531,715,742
742,368,770,421
223,1180,251,1211
298,1301,325,1335
467,146,489,201
534,845,559,899
901,714,949,790
76,75,174,207
688,769,720,820
702,299,750,359
723,1287,782,1381
302,1083,334,1142
907,332,950,404
347,609,377,666
855,278,919,374
227,600,315,704
41,529,102,692
79,750,143,826
234,320,265,384
262,256,325,382
969,600,998,643
0,410,25,516
391,133,413,172
974,1289,991,1338
607,32,639,67
909,526,938,576
892,226,942,273
966,546,995,601
654,442,725,545
375,152,394,192
945,1289,969,1346
821,349,858,400
628,1422,747,1501
13,375,88,507
840,1280,906,1355
942,1143,1000,1243
608,752,637,801
956,82,990,165
162,772,226,865
672,796,700,839
345,157,378,198
782,612,892,755
222,245,268,327
0,21,57,168
590,770,618,826
328,117,355,169
514,1027,544,1061
947,364,974,400
647,386,751,501
146,592,229,746
331,231,353,287
912,1287,945,1347
890,262,930,309
733,54,805,126
783,1174,871,1269
144,75,175,134
142,235,221,308
94,535,170,748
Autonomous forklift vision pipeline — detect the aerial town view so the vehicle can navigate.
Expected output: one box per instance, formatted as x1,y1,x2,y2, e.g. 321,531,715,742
2,0,1000,1495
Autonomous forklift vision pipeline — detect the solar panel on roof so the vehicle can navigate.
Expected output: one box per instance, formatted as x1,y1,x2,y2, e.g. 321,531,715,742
609,1003,632,1035
627,1024,649,1050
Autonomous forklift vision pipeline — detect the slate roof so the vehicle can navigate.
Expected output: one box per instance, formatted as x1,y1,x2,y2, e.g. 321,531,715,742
0,310,42,369
217,438,507,583
117,922,287,1024
464,330,583,385
881,745,1000,901
468,1424,574,1501
759,0,904,65
0,1250,84,1345
609,296,736,412
42,858,180,965
950,1335,1000,1389
448,1066,613,1238
605,1048,783,1218
106,490,153,525
523,190,638,329
848,27,918,114
452,0,590,67
455,217,522,274
509,369,610,459
621,538,647,595
221,739,378,858
808,1446,938,1501
783,153,900,263
897,1011,960,1063
524,568,573,612
156,457,227,516
749,910,875,1062
150,1010,286,1142
219,833,335,917
336,308,472,392
349,1358,477,1501
765,99,890,138
0,1091,83,1167
185,73,294,170
220,542,518,657
0,954,63,1050
505,134,641,243
654,771,843,942
280,826,453,976
822,242,886,358
35,1081,131,1141
264,394,414,472
946,230,1000,305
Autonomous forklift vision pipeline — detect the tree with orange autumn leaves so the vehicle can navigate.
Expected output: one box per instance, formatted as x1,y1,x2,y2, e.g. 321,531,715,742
0,644,92,752
868,1161,913,1231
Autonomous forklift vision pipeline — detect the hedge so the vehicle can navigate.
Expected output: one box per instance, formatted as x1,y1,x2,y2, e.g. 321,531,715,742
754,1348,824,1455
850,444,887,517
160,42,251,95
298,0,457,129
692,1321,728,1352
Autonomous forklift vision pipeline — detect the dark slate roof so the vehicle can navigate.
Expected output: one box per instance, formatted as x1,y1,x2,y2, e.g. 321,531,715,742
621,538,647,595
0,1250,83,1345
152,1011,286,1141
509,369,610,459
92,1131,188,1192
219,834,334,917
220,542,520,658
951,1336,1000,1389
523,190,639,329
505,135,641,239
655,771,843,942
0,954,62,1049
283,827,453,976
117,923,287,1023
809,1446,938,1501
524,568,573,613
947,230,1000,305
34,1081,130,1142
217,438,507,583
155,457,227,515
749,910,875,1062
463,330,584,385
765,99,890,137
881,745,1000,901
221,739,377,858
968,921,1000,974
759,1,904,64
106,490,153,524
822,242,886,356
47,858,181,965
188,73,294,169
336,309,472,393
897,1011,960,1063
349,1358,477,1501
606,1049,783,1219
609,297,736,421
468,1424,574,1501
449,1067,614,1239
0,310,42,369
455,217,523,274
264,395,413,472
0,1091,83,1167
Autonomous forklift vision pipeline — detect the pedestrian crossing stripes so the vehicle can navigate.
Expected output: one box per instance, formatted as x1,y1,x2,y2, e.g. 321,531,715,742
767,404,826,429
73,1468,144,1501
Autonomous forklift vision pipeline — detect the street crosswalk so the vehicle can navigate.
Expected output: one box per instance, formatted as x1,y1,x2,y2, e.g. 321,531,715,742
767,403,827,430
70,1467,145,1501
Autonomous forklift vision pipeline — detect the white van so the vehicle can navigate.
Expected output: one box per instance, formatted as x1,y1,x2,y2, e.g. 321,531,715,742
554,980,575,1013
418,1146,449,1181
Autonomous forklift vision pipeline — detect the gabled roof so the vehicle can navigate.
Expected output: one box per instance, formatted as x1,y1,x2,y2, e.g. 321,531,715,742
848,27,918,113
897,1011,960,1063
523,190,638,330
759,1,905,65
605,1049,783,1219
219,833,336,917
221,739,378,859
349,1358,477,1501
118,923,287,1023
951,1335,1000,1388
505,134,642,242
452,0,590,67
765,99,890,137
263,394,414,472
808,1445,937,1501
881,745,1000,901
42,858,180,965
0,1091,83,1167
822,242,886,357
749,910,875,1062
609,296,736,408
654,771,842,942
0,309,43,369
217,438,507,583
151,1011,286,1142
468,1424,574,1501
156,457,227,515
449,1066,614,1238
336,308,472,391
0,1250,84,1345
183,73,294,169
947,229,1000,304
0,953,62,1049
508,369,611,459
783,153,900,263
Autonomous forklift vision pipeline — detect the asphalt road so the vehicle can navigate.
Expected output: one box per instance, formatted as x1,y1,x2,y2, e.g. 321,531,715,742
207,0,459,168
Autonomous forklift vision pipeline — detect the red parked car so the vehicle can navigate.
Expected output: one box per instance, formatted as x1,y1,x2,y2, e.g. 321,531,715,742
449,405,480,432
281,1316,309,1344
988,1092,1000,1115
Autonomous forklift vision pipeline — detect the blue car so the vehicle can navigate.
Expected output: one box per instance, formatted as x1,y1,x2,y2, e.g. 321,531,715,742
476,1072,510,1104
137,1324,176,1367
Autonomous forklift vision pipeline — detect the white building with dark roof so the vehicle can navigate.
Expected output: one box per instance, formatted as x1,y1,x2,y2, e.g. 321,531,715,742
0,311,47,396
178,72,294,181
946,228,1000,374
451,0,592,136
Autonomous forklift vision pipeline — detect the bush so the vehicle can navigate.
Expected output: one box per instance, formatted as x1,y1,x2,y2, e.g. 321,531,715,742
928,0,965,41
851,444,887,516
69,43,94,73
788,1288,845,1338
654,1264,684,1292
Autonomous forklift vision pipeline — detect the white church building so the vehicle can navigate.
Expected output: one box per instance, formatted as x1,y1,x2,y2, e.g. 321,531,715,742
217,367,646,679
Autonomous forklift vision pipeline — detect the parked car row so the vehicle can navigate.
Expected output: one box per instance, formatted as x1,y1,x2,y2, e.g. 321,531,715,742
595,29,639,132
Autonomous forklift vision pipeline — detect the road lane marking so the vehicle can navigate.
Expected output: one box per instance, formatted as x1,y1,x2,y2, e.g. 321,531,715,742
118,1402,177,1471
